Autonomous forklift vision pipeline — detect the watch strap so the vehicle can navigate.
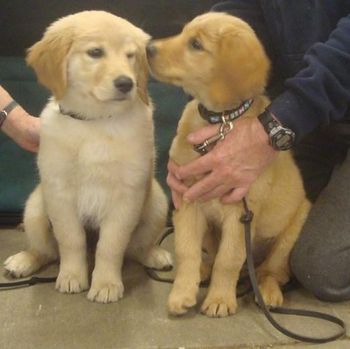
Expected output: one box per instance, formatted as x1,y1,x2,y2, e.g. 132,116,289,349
0,100,18,128
258,109,279,134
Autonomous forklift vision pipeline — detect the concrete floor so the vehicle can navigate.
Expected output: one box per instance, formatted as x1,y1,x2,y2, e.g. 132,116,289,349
1,228,349,349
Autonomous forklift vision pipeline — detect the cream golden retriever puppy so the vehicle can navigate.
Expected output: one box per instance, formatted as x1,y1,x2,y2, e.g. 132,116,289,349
4,11,172,303
147,12,311,317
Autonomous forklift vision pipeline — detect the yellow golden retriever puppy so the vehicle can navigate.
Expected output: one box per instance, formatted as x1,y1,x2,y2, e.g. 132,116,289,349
147,12,311,317
4,11,172,303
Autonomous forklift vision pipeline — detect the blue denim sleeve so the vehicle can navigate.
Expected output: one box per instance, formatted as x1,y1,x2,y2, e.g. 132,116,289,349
269,14,350,142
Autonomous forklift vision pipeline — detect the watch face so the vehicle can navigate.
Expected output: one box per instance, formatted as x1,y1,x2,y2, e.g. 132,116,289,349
258,111,296,151
272,128,295,150
276,134,292,148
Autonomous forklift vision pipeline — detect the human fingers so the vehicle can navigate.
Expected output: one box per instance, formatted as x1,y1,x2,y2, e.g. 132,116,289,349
220,187,249,204
177,152,214,180
183,171,222,202
167,160,187,209
196,183,233,202
167,159,181,179
171,189,183,210
24,142,39,153
166,170,188,194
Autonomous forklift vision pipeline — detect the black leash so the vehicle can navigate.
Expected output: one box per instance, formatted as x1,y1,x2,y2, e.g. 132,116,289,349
0,276,56,290
146,198,346,344
240,197,346,344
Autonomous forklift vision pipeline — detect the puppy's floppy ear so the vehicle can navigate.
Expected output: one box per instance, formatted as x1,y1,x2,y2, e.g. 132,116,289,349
210,23,270,104
135,32,151,106
26,21,74,100
136,49,150,106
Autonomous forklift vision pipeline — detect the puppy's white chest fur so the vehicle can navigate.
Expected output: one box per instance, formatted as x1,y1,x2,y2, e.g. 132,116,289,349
38,100,154,222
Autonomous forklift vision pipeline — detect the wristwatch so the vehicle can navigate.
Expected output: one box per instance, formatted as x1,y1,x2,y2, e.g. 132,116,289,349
0,100,18,128
257,110,295,151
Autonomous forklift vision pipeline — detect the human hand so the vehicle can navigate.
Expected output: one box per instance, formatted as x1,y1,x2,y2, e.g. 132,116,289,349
167,159,189,209
173,117,277,204
0,86,40,152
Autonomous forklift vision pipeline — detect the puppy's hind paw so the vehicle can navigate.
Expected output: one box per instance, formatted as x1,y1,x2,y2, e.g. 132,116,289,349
143,246,173,271
257,275,284,308
4,251,42,278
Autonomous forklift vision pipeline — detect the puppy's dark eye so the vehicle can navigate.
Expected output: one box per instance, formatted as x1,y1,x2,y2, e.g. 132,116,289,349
126,52,135,59
189,38,203,51
87,48,105,58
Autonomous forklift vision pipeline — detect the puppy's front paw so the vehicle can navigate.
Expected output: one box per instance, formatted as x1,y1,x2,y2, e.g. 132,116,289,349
168,284,198,315
87,280,124,303
55,271,89,294
201,294,237,317
258,275,284,307
4,251,41,278
144,246,173,271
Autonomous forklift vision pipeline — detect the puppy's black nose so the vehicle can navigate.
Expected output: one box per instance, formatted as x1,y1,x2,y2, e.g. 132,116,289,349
146,42,157,58
114,76,134,93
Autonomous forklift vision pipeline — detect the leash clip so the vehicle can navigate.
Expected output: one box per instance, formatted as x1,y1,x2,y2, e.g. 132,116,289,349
194,115,234,155
219,114,234,136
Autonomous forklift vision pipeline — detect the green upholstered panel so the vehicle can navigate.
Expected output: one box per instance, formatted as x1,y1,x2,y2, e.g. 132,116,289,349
150,82,187,198
0,57,48,214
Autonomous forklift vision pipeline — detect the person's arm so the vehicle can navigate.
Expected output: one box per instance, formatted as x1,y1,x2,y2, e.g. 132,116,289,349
0,85,40,152
269,14,350,142
169,14,350,205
